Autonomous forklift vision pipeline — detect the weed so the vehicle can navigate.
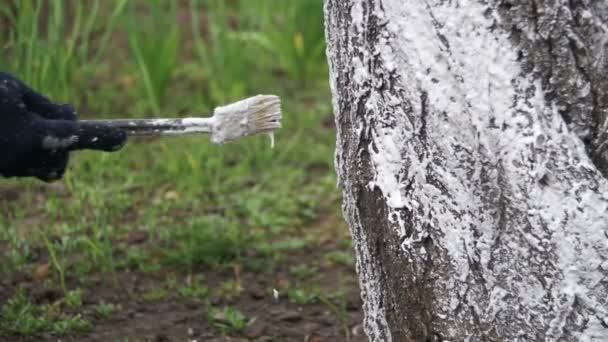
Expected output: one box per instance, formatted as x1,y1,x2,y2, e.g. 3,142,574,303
324,251,355,267
290,263,318,280
178,281,209,301
64,289,84,309
142,287,169,302
208,306,248,334
138,261,162,275
0,289,90,336
42,233,68,296
50,314,90,335
0,290,47,336
287,288,318,305
122,248,151,271
0,228,32,276
95,301,118,319
215,279,244,301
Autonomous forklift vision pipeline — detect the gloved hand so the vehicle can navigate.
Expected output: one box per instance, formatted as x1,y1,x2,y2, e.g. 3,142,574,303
0,72,127,182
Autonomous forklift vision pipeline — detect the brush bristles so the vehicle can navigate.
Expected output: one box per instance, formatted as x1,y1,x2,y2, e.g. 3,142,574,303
248,95,282,133
211,95,283,144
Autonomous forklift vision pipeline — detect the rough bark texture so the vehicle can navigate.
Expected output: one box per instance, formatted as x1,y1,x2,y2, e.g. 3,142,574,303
325,1,608,341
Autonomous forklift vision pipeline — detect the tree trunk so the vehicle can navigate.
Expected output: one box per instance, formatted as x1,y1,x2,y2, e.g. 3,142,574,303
324,1,608,341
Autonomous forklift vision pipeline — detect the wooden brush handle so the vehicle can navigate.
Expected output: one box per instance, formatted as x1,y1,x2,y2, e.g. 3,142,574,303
79,118,214,137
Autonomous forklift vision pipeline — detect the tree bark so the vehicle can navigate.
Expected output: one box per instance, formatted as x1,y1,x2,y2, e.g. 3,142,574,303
324,1,608,341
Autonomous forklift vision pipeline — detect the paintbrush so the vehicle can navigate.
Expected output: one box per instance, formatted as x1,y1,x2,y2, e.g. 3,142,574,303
79,95,282,146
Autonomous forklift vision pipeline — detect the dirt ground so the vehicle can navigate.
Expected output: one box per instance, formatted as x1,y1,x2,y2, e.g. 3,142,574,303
0,221,366,342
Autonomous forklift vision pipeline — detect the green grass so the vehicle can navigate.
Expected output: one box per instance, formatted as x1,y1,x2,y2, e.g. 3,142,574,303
287,288,319,305
0,0,349,339
178,280,210,301
127,0,181,114
290,263,318,280
208,306,248,334
95,301,118,319
325,250,355,267
0,289,90,336
142,287,170,302
0,0,127,103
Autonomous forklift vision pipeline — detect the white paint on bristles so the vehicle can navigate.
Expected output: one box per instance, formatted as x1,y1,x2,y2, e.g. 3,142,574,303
210,95,281,145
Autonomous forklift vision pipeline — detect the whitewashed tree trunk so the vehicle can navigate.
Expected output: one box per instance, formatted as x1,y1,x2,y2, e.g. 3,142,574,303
324,1,608,341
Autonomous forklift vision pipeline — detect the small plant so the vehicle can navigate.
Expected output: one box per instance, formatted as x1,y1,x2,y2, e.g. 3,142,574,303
178,281,209,300
138,261,162,274
122,248,151,270
290,263,318,280
324,251,355,267
215,279,243,302
142,287,169,302
85,236,118,284
0,289,90,336
0,290,47,336
42,233,68,296
1,228,32,276
208,306,248,334
165,274,179,289
64,289,84,309
95,301,118,319
287,288,318,305
50,314,90,335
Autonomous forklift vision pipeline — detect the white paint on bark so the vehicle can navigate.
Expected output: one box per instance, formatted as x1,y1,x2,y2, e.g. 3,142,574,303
326,0,608,340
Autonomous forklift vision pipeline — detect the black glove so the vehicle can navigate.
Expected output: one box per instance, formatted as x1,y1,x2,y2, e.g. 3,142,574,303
0,72,127,182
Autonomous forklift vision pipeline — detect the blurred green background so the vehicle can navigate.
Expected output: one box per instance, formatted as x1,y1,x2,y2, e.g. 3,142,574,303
0,1,362,341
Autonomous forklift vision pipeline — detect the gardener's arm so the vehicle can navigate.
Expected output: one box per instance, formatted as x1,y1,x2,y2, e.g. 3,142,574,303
0,72,127,182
